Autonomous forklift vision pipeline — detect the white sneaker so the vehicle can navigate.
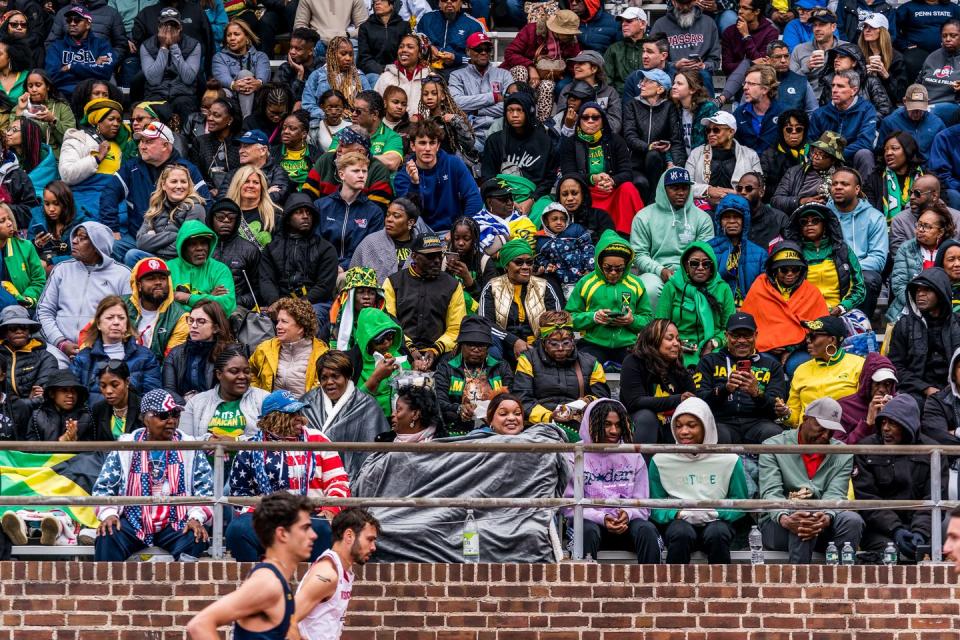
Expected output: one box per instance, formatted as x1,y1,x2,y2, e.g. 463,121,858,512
40,515,60,546
1,512,27,545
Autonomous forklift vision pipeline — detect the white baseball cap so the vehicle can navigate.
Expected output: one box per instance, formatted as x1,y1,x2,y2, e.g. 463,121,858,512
701,110,738,133
871,368,898,383
863,13,888,30
617,6,648,21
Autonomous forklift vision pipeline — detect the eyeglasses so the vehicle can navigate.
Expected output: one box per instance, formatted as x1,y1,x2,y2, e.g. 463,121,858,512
799,216,822,227
783,126,805,133
742,80,764,88
777,265,802,274
687,259,712,269
151,409,183,421
544,339,575,349
213,211,238,221
580,114,602,122
187,317,209,326
706,126,727,134
910,189,935,199
735,184,756,194
601,264,626,273
511,258,534,267
916,221,942,232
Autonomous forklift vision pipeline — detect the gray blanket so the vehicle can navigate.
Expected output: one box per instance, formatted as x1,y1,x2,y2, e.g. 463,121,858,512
351,423,570,563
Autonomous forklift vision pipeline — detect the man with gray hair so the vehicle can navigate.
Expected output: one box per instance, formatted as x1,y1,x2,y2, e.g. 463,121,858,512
808,70,878,177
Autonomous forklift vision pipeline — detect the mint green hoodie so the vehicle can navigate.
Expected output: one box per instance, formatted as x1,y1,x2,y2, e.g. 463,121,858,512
166,220,237,316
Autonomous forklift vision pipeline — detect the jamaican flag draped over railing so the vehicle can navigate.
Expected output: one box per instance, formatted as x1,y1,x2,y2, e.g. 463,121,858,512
0,450,106,527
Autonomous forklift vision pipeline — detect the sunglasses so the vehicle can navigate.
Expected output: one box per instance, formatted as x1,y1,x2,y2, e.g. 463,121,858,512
187,317,209,326
511,258,534,266
580,114,602,122
910,189,935,198
471,45,493,53
799,216,822,227
151,409,183,421
916,221,941,232
735,184,755,194
777,265,802,274
783,126,805,133
65,15,85,23
687,259,712,269
96,359,127,375
706,126,727,134
601,264,626,273
7,21,26,28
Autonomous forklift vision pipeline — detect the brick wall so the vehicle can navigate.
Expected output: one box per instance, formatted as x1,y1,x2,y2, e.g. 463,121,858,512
1,562,959,639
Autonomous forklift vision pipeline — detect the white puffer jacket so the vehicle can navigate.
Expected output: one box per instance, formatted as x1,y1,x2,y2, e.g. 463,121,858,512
57,128,101,186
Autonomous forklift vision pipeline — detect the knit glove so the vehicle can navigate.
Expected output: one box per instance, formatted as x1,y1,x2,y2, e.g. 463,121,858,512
893,528,923,556
678,509,719,525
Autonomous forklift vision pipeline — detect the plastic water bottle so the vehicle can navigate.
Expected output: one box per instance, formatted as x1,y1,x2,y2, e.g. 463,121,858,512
825,541,839,565
749,525,764,565
463,509,479,563
841,541,855,565
883,542,898,566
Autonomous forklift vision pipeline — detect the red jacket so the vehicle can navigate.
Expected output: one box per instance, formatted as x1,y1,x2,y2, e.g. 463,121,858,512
501,22,581,75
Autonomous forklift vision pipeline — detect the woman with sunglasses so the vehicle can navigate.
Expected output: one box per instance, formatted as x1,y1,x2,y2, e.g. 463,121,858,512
685,112,762,207
513,310,610,426
782,203,866,320
0,12,43,69
90,360,143,440
863,131,926,224
741,241,829,376
162,300,235,400
888,201,956,322
760,108,810,198
374,34,429,119
771,130,845,214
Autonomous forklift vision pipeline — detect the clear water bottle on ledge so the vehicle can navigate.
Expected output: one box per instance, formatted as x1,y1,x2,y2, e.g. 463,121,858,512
883,542,898,566
841,541,855,565
463,509,479,563
825,541,839,565
749,525,764,565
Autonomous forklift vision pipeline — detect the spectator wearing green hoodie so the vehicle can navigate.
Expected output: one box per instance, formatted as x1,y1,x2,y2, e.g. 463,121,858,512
566,230,653,366
355,307,412,416
655,241,736,369
630,167,714,309
167,220,237,317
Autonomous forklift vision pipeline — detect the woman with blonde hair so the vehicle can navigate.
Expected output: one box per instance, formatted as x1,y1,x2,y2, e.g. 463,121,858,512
302,35,372,122
69,295,162,406
224,164,278,247
858,15,907,113
211,19,270,117
249,297,329,395
125,164,206,266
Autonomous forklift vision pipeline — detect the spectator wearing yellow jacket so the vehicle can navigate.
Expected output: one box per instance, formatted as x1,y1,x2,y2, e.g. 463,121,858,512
249,298,328,396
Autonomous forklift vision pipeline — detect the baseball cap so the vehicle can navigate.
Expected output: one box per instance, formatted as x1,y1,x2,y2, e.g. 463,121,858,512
663,167,691,186
135,257,170,280
794,0,822,8
158,7,182,24
481,177,512,200
617,6,648,21
567,80,597,100
701,111,738,132
64,5,93,21
726,312,757,332
140,388,184,415
568,50,605,68
235,129,269,145
804,397,845,432
466,32,491,50
871,368,898,383
261,390,306,416
770,246,806,268
134,121,175,144
809,7,837,23
802,315,847,339
638,68,672,91
412,233,444,254
903,84,929,111
862,12,888,30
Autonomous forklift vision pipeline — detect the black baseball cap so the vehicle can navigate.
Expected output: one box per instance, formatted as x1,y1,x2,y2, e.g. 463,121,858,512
726,312,757,332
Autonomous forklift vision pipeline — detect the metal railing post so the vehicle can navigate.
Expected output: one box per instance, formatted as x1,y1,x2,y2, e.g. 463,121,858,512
573,443,584,560
931,448,943,562
212,444,224,559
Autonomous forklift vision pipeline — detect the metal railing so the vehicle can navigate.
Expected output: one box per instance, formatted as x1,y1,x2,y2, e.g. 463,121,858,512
2,440,959,563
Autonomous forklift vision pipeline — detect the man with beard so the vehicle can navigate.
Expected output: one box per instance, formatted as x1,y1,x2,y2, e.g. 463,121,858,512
734,65,784,154
293,508,381,640
449,32,515,147
651,0,721,93
123,258,189,363
736,171,788,249
167,220,237,316
889,175,960,257
415,0,483,76
44,5,118,97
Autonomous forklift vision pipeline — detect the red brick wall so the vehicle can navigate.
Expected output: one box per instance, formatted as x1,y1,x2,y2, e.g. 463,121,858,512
1,562,959,639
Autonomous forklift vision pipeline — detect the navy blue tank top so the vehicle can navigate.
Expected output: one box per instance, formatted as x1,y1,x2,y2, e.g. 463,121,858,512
233,562,295,640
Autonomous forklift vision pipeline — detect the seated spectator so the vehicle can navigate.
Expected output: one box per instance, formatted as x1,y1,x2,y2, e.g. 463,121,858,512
631,168,714,308
417,75,478,170
888,201,955,322
549,79,598,140
329,268,386,358
686,111,763,207
651,0,722,94
271,111,318,192
930,125,960,210
314,152,384,269
311,90,352,153
140,8,202,121
93,389,212,561
759,396,864,564
272,27,322,105
302,350,389,478
864,131,926,223
737,172,787,249
481,92,557,202
771,130,845,214
501,10,581,125
25,370,93,441
936,240,960,312
128,101,191,158
449,31,514,146
789,8,846,88
415,0,482,76
354,307,411,415
695,311,788,444
33,181,85,272
37,222,131,366
552,173,614,244
708,195,767,306
854,394,945,563
121,257,189,364
127,165,207,267
479,239,561,356
189,98,241,196
622,69,685,202
567,229,652,366
670,70,718,156
814,43,893,117
475,393,526,436
226,389,349,562
785,315,864,426
206,199,260,311
837,352,898,443
621,319,696,444
221,129,290,208
375,383,446,441
303,36,373,124
922,346,960,445
211,20,269,118
350,198,419,285
91,360,143,440
242,83,294,143
435,316,513,434
385,233,466,371
44,5,117,98
168,221,237,316
876,85,945,164
809,70,878,178
781,0,821,52
553,50,621,134
533,203,594,292
446,216,497,312
782,203,866,316
58,97,128,187
826,167,888,317
472,177,522,255
0,120,42,230
162,300,234,400
721,0,779,75
734,65,784,155
650,396,748,563
329,91,404,174
917,19,960,127
558,102,641,234
0,306,56,401
249,298,328,395
762,41,817,113
14,70,76,155
68,79,122,123
179,344,268,441
858,14,907,111
222,165,278,248
358,0,410,79
304,125,394,210
741,242,829,372
889,268,960,407
373,34,429,119
394,120,482,233
0,204,42,311
513,310,609,425
565,398,660,564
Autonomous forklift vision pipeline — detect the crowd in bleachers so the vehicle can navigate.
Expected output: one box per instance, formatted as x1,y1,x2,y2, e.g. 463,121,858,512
0,0,958,565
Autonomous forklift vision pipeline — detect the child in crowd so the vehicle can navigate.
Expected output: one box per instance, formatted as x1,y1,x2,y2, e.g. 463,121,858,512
534,203,595,294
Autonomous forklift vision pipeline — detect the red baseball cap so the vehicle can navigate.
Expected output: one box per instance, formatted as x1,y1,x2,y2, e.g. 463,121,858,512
466,32,491,50
135,257,170,280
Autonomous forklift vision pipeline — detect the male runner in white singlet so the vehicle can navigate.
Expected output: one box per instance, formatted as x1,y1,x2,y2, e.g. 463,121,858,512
291,508,381,640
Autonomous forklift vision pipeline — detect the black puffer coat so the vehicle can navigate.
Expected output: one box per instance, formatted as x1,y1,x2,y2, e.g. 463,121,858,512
816,43,893,117
207,200,261,310
0,338,59,400
190,134,241,195
357,12,412,75
24,371,95,441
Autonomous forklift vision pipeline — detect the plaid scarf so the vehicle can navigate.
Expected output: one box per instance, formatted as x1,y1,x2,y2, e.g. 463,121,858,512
126,430,187,544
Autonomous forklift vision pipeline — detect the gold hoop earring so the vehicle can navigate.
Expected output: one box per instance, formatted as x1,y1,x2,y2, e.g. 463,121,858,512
825,343,838,358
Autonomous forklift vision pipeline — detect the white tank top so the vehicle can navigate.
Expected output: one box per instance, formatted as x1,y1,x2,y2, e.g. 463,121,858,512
296,549,354,640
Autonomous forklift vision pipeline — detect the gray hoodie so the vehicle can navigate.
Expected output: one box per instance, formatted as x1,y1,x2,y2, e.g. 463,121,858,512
36,221,132,349
650,8,722,72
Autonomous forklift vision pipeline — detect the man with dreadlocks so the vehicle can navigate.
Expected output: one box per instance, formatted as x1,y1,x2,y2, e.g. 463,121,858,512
302,36,372,124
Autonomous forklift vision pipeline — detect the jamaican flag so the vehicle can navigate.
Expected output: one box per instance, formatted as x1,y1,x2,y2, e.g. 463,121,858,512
0,450,106,527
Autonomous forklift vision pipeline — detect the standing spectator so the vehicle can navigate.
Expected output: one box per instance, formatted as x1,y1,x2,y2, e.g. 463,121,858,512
293,0,366,47
895,0,960,82
708,194,767,306
789,8,846,88
720,0,779,75
272,27,322,105
651,0,722,93
314,152,384,270
567,0,621,53
603,7,647,94
875,86,945,164
302,36,373,122
249,298,328,395
686,111,763,207
759,397,864,564
858,13,908,112
211,20,269,118
916,19,960,127
622,69,685,203
373,34,430,120
44,5,117,98
357,0,411,79
140,8,201,122
734,65,783,155
450,31,514,147
414,0,483,75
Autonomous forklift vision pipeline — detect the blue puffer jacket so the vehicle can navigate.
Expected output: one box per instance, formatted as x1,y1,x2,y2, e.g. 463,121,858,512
314,190,385,269
415,11,484,68
708,194,768,306
808,97,878,163
577,9,622,53
70,337,162,407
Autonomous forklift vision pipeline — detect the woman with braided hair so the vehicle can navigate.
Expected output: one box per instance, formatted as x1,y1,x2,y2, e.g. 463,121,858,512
374,33,431,118
417,74,477,167
242,82,293,143
301,36,373,123
271,109,319,190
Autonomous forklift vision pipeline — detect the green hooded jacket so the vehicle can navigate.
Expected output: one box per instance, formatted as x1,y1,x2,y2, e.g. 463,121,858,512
355,307,412,415
655,241,735,367
629,172,714,275
166,220,237,317
565,229,653,349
